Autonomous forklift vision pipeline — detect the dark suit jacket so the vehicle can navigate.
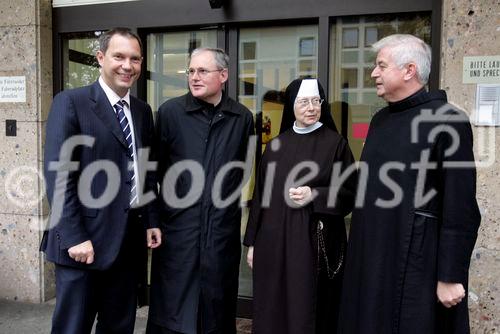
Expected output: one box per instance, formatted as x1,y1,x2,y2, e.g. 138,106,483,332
41,81,159,270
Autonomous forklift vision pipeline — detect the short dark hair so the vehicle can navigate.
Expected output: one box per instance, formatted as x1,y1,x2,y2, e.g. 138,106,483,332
98,27,143,55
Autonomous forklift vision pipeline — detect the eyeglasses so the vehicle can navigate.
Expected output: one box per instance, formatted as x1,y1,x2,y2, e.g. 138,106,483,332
185,68,224,77
295,98,324,107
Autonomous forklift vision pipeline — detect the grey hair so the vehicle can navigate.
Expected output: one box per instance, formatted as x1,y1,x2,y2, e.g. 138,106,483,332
189,47,229,69
372,34,431,85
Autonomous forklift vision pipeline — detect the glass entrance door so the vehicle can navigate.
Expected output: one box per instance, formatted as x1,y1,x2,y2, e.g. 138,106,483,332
237,24,319,299
61,31,102,90
329,13,431,160
145,30,217,112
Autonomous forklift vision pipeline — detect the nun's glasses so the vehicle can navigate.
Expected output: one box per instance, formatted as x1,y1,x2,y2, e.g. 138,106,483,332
295,98,324,108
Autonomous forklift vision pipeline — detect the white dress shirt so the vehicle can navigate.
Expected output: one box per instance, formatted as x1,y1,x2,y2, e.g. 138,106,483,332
98,77,140,206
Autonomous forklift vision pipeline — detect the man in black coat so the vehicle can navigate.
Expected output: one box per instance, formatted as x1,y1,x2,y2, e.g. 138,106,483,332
42,28,162,333
338,34,481,333
147,48,255,334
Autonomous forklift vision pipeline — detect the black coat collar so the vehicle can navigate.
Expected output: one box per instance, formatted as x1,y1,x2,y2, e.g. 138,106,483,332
387,88,448,113
184,91,242,116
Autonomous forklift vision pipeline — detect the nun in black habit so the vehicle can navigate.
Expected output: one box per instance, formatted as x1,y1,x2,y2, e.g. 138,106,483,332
243,78,358,334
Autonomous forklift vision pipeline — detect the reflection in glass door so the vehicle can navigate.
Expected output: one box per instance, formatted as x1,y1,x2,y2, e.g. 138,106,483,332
62,32,102,89
238,25,319,298
329,14,431,160
145,31,217,112
239,25,318,146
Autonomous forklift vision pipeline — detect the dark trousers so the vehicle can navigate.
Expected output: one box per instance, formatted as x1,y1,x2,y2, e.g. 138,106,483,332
146,295,218,334
51,217,144,334
146,322,184,334
146,320,220,334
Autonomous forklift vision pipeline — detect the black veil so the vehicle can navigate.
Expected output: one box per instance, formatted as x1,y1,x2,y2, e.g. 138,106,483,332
279,78,338,134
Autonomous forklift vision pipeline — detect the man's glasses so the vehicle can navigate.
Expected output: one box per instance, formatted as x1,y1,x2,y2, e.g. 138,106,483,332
185,68,224,77
295,98,324,107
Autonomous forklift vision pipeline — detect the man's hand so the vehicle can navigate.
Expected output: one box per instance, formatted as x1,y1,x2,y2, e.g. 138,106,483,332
68,240,94,264
147,228,162,249
247,246,254,269
437,281,465,308
289,186,312,206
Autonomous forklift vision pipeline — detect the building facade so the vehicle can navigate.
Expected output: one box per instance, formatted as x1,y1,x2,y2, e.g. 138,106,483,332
0,0,497,331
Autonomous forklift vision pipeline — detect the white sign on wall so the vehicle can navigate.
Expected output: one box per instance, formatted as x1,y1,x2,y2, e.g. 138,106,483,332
463,56,500,84
0,76,26,103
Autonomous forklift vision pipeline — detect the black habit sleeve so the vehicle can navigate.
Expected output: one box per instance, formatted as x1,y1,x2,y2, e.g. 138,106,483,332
436,112,481,284
243,145,270,247
311,138,358,218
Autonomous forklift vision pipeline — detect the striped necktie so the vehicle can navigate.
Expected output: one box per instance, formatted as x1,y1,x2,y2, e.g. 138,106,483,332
114,100,137,206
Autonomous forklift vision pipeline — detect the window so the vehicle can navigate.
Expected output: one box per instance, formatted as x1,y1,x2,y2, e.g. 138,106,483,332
299,37,315,57
238,24,318,298
146,30,217,112
329,14,431,160
62,32,102,89
238,25,318,145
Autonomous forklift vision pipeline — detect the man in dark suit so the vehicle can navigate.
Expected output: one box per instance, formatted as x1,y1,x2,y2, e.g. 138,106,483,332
42,27,162,334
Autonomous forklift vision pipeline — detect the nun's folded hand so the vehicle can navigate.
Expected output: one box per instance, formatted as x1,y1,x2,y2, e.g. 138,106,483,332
247,246,254,269
289,186,312,206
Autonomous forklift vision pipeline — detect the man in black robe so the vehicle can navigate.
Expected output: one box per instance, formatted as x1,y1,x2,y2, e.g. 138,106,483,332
147,48,254,334
338,34,481,333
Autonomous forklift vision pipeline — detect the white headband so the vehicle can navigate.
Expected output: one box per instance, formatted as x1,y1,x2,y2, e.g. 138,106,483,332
296,79,319,98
